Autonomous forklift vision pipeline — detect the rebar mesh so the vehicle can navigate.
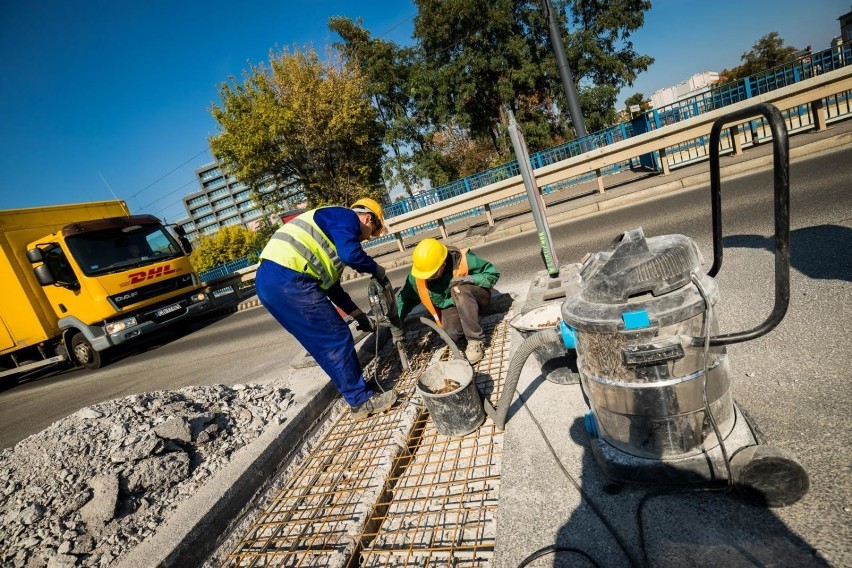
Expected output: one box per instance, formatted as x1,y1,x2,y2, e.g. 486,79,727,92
221,295,514,568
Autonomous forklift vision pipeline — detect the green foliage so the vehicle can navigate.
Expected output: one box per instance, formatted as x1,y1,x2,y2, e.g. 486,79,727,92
332,0,654,186
189,226,264,272
209,46,386,209
720,32,800,82
624,92,651,112
330,17,426,198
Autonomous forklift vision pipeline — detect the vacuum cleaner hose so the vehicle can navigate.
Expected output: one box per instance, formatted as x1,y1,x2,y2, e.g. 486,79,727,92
489,327,563,430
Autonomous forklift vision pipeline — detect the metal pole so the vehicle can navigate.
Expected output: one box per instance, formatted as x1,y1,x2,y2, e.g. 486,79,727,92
543,0,587,139
506,107,560,277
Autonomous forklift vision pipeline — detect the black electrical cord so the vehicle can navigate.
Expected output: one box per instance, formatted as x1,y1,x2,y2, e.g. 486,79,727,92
514,384,642,568
635,274,736,568
517,544,603,568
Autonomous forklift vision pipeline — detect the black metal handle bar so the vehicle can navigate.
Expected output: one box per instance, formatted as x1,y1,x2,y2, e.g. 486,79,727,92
703,102,790,346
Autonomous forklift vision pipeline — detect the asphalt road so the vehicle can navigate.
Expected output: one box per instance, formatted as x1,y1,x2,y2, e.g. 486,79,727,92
2,144,850,493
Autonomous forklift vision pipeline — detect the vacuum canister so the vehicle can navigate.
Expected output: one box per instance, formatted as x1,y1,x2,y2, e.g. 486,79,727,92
562,228,735,459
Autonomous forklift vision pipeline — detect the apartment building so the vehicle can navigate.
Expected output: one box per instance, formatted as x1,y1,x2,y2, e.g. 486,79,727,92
173,161,272,241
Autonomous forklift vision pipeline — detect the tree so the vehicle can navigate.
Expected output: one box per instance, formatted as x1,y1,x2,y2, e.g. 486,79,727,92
209,47,386,208
330,17,425,198
624,92,650,113
719,32,800,82
412,0,654,146
190,226,264,272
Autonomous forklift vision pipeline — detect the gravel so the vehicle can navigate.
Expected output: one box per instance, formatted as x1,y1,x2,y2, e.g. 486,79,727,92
0,382,294,568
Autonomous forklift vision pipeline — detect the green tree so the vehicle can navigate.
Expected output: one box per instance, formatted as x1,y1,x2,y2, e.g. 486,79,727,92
209,47,386,208
190,226,263,272
624,92,650,112
719,32,800,82
412,0,654,147
330,17,425,198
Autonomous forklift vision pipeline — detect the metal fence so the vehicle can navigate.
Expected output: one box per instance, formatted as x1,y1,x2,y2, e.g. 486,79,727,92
199,41,852,276
382,40,852,222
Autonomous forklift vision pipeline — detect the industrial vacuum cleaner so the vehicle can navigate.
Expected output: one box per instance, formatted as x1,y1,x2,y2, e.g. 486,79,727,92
487,103,809,507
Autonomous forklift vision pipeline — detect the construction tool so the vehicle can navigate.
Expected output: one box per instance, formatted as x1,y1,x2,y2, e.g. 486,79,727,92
366,277,409,370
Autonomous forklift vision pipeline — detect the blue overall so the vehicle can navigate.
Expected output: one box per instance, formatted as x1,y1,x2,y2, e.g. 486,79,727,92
254,207,381,408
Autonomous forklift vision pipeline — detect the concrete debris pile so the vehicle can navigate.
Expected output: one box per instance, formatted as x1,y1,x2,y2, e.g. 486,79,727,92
0,382,294,568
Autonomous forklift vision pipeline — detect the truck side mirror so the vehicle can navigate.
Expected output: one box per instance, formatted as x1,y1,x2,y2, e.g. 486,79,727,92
171,225,193,254
26,248,44,263
34,264,56,286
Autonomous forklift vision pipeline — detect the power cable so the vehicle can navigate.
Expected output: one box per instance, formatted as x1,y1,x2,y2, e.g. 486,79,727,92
128,147,211,200
634,274,735,568
518,273,737,568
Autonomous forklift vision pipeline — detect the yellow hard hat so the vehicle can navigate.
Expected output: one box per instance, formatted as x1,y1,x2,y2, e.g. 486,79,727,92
351,198,385,237
411,238,448,279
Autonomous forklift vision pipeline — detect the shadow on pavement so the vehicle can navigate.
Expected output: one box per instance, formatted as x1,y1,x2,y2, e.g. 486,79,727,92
542,417,830,567
723,224,852,282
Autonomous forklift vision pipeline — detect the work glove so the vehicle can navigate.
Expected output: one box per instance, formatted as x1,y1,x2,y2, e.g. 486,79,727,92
450,276,475,285
354,312,376,333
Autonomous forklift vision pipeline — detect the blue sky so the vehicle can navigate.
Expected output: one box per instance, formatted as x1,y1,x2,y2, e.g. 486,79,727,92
0,0,846,222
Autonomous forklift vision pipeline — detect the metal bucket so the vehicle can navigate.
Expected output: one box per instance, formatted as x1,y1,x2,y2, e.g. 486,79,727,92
416,359,485,437
510,302,579,385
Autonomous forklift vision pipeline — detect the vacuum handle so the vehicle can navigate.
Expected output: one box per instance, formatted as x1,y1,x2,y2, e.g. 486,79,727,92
704,102,790,346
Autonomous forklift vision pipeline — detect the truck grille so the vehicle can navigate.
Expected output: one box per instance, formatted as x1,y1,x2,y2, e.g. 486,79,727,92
109,274,195,309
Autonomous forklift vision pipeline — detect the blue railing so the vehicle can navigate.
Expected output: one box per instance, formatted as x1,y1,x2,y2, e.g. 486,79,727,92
381,40,851,222
203,41,852,275
199,255,256,282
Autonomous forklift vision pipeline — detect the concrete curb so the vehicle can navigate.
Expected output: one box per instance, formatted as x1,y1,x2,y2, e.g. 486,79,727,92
117,373,338,568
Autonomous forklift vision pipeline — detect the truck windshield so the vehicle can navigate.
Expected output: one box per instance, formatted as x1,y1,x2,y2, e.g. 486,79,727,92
66,225,185,276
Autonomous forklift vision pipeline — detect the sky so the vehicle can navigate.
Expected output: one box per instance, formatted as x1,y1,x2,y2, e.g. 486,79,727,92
0,0,847,222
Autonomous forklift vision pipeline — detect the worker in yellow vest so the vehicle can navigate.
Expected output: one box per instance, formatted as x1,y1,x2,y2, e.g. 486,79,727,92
255,198,397,419
395,238,500,364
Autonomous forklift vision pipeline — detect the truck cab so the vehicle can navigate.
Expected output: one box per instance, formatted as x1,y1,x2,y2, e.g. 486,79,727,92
25,214,209,370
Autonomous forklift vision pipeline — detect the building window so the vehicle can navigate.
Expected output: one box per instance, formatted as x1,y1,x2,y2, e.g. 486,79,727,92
203,176,225,189
200,167,221,181
208,187,229,199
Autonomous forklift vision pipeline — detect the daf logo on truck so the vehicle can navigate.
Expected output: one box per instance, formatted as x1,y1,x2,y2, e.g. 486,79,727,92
128,264,177,284
114,291,139,303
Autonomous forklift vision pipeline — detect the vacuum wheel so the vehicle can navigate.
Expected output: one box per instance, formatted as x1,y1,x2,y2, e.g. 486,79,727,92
729,445,809,507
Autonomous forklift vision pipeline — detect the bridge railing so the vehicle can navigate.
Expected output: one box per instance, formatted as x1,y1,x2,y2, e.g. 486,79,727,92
377,66,851,252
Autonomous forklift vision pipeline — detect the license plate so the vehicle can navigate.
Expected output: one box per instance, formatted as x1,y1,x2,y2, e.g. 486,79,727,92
212,286,235,298
156,303,182,317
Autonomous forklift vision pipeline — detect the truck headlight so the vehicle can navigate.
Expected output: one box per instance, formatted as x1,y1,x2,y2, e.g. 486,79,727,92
106,317,138,334
191,292,207,303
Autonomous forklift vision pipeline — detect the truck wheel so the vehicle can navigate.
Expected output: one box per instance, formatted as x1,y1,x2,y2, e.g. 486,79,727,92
71,332,108,370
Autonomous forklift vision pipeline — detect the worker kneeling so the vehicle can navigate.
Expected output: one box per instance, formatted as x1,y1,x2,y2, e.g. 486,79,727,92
255,198,397,419
396,238,500,364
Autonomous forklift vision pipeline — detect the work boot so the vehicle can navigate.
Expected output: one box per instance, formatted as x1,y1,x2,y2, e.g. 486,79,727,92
350,389,398,420
465,339,485,364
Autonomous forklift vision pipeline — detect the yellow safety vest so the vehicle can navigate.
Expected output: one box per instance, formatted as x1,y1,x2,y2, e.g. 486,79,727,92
259,208,344,290
415,248,469,326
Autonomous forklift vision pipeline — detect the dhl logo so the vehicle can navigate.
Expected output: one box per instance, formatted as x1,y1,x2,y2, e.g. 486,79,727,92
128,264,176,284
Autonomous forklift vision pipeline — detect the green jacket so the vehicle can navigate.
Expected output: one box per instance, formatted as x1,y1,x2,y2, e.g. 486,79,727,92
396,246,500,321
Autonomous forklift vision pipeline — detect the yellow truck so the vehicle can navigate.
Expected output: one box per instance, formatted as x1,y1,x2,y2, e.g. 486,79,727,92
0,200,210,379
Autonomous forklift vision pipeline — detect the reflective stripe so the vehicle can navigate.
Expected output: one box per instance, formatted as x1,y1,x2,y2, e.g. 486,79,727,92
287,218,344,278
416,278,442,326
259,208,344,290
272,231,335,289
